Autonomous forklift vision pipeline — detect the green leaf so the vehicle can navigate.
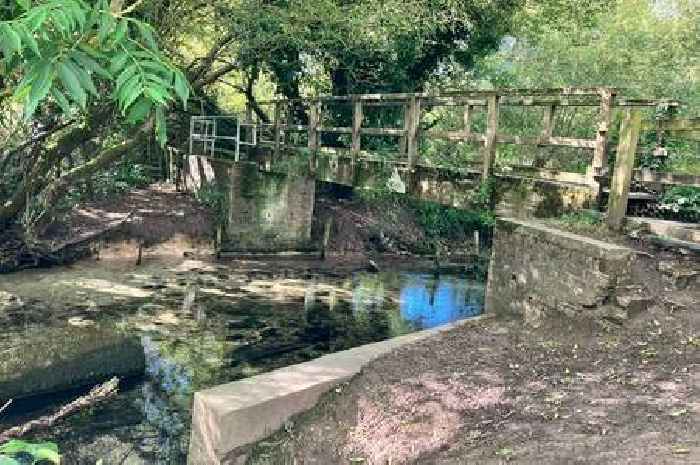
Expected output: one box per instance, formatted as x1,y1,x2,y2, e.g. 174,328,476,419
155,104,167,146
72,50,111,79
0,24,22,60
24,60,54,118
173,71,189,109
57,61,87,109
108,51,129,74
51,88,72,114
113,20,128,45
66,58,98,96
15,0,31,11
0,441,31,454
126,97,152,123
25,7,49,32
136,22,157,50
31,445,60,464
97,11,115,43
115,64,139,93
16,24,40,57
117,73,143,112
145,86,170,106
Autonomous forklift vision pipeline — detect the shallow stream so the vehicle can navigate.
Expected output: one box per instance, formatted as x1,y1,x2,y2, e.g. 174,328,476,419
0,258,484,464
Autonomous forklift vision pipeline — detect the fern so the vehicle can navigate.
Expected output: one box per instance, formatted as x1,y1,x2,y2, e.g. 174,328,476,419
0,0,189,145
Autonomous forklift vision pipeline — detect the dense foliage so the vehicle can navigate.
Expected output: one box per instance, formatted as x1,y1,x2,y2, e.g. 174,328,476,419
0,440,60,465
1,0,189,143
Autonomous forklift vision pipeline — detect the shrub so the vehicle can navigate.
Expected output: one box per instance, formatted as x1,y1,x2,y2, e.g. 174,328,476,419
658,186,700,223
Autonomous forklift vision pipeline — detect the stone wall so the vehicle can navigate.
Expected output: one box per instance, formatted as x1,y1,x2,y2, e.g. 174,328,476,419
182,156,316,252
226,162,315,252
485,218,650,325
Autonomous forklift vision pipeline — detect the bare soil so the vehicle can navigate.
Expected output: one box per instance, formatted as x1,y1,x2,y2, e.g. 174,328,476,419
248,257,700,465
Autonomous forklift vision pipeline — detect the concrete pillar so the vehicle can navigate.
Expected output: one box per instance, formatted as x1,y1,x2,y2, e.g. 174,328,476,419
224,161,315,252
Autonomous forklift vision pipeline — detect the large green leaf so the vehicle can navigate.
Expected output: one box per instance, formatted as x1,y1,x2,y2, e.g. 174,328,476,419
65,58,97,96
25,59,55,118
0,23,21,61
57,60,87,108
173,70,189,109
155,104,166,146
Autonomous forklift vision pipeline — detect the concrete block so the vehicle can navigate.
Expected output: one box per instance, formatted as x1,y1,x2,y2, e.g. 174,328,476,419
486,217,636,322
188,318,485,465
0,325,145,400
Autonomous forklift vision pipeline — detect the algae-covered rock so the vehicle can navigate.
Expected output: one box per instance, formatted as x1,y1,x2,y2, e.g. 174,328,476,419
0,325,145,401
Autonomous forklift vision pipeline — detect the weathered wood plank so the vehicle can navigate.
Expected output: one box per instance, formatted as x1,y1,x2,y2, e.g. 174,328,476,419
607,109,642,230
273,101,282,159
352,97,363,158
496,134,596,149
406,96,422,170
540,105,556,143
308,102,320,151
482,94,500,179
592,88,614,176
362,127,407,136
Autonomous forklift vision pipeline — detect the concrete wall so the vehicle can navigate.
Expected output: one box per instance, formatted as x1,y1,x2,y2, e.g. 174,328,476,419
227,162,315,252
485,218,648,325
183,156,315,252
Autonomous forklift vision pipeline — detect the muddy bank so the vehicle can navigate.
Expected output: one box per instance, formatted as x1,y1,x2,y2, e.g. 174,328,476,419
246,307,699,465
244,253,699,465
1,184,214,274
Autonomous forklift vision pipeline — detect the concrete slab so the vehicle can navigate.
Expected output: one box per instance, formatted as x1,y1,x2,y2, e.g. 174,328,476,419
188,316,487,465
628,217,700,245
0,325,145,400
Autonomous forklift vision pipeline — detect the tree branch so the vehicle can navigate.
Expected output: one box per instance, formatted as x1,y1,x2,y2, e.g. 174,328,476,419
0,378,119,443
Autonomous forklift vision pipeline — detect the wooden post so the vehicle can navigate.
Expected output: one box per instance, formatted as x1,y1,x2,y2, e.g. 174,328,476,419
591,88,614,181
463,105,473,139
308,101,319,151
245,103,253,123
406,96,421,171
351,96,363,162
399,102,409,155
482,94,500,179
540,105,556,143
273,101,282,159
607,109,642,230
308,100,320,174
321,217,333,260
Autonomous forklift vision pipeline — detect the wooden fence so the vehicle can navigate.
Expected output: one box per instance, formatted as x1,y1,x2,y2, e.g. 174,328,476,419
188,87,698,229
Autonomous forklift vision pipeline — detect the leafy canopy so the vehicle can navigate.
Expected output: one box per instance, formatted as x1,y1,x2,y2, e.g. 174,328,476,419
0,0,190,145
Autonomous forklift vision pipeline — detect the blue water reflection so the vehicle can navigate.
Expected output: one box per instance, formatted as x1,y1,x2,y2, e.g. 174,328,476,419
352,272,484,331
400,274,483,329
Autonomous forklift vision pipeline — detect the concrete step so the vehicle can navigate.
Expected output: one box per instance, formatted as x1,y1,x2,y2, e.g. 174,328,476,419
628,217,700,245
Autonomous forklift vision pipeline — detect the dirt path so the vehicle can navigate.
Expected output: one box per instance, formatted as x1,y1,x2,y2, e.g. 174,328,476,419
249,284,699,464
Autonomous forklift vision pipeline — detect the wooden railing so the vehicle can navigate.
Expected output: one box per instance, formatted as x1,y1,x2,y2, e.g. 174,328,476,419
188,88,697,229
249,88,680,182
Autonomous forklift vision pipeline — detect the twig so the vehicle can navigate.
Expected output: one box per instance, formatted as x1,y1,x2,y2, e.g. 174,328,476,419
0,400,12,416
0,378,119,443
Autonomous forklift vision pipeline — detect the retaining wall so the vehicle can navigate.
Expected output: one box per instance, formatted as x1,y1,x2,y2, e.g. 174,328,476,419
485,217,651,325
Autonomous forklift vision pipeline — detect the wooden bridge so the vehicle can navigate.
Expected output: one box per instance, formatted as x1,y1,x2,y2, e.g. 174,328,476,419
179,87,698,251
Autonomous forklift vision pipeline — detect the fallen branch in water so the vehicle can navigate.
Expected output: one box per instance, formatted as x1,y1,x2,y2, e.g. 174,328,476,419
0,377,119,443
0,400,12,416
